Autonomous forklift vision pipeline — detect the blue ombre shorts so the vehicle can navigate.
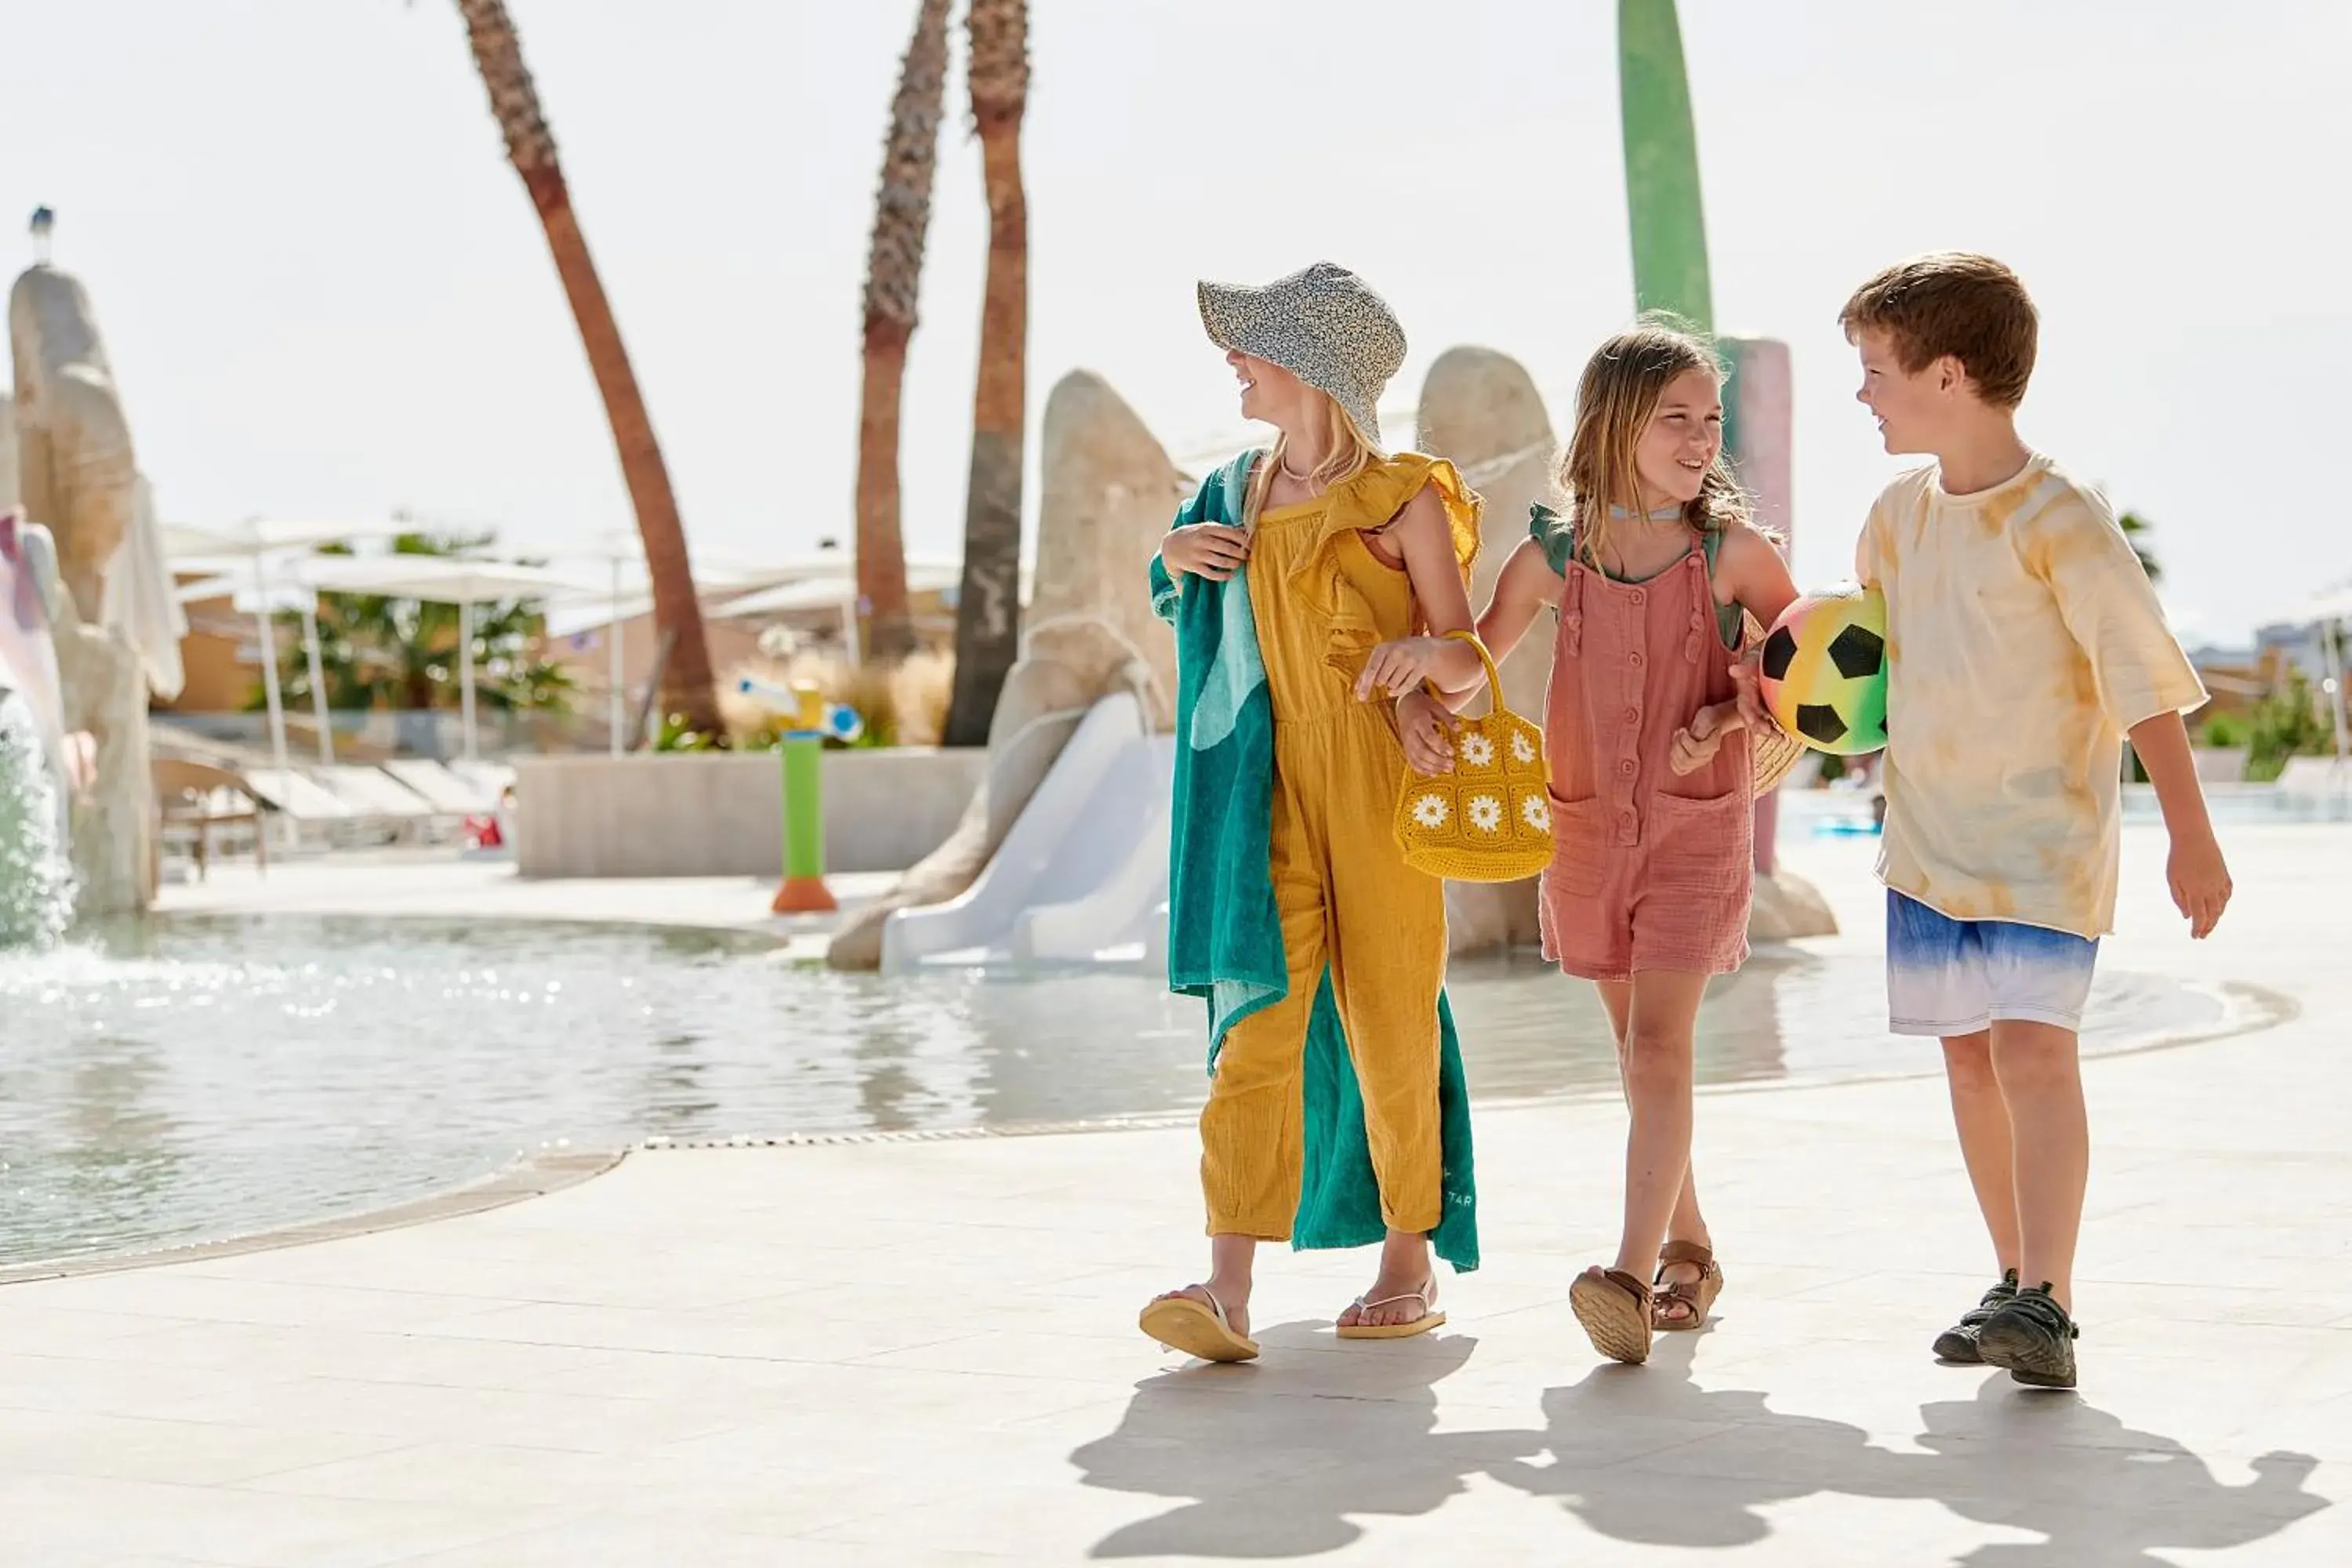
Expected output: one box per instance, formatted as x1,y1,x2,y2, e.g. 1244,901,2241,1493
1886,891,2100,1036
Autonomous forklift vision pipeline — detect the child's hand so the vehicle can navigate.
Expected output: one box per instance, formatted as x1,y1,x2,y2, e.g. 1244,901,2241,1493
1356,637,1447,702
1160,523,1250,583
1669,701,1745,776
1728,652,1771,734
1394,690,1457,776
2168,826,2232,938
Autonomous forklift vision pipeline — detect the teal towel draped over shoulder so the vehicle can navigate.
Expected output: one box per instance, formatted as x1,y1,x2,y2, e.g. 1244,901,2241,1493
1149,452,1478,1271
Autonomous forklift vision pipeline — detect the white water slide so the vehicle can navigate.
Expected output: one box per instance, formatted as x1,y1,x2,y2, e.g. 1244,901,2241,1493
880,693,1175,974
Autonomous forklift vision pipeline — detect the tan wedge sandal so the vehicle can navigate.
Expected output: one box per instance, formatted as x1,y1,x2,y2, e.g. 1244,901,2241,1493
1570,1265,1654,1364
1651,1240,1725,1332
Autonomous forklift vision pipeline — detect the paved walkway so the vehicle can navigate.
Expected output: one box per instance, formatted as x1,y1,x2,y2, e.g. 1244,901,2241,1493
2,826,2345,1563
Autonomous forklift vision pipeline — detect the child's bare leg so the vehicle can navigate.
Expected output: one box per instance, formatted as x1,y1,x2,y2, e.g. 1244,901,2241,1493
1599,980,1711,1276
1152,1232,1259,1338
1942,1029,2022,1275
1987,1019,2088,1312
1610,971,1709,1282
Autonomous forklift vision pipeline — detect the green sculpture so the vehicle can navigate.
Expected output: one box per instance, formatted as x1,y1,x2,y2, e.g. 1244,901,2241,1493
1618,0,1713,333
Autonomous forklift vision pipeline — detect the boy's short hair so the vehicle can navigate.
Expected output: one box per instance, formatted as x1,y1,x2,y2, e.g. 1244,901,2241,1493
1839,252,2038,409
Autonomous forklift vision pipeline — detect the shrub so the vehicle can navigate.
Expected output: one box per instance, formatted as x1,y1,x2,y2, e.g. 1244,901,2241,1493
2245,669,2335,782
714,648,959,751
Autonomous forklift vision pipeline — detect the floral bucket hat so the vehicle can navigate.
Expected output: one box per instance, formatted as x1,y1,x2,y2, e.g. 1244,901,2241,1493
1196,260,1406,447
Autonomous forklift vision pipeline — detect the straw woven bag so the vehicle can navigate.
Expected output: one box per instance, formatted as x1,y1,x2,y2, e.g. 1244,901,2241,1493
1392,632,1555,884
1741,608,1809,796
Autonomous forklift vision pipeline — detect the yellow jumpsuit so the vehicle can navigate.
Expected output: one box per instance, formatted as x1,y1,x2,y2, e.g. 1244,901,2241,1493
1200,452,1481,1240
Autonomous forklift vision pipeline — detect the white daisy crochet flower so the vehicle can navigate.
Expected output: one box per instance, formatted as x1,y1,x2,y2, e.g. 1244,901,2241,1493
1457,732,1496,768
1510,730,1538,766
1410,792,1450,830
1521,793,1550,832
1467,793,1504,834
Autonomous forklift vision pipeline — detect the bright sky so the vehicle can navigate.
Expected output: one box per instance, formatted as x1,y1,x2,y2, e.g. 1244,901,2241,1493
7,0,2346,646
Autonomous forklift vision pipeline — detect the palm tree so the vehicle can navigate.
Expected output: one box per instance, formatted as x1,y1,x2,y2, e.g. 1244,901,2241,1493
452,0,721,736
942,0,1031,745
2118,510,2161,583
855,0,953,664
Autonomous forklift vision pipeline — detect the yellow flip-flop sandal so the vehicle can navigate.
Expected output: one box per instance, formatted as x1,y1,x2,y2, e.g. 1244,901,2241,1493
1139,1287,1260,1363
1335,1283,1446,1341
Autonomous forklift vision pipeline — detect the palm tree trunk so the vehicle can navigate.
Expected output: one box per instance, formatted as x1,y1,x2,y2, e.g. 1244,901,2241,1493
943,0,1030,746
855,315,915,662
454,0,721,735
857,0,953,665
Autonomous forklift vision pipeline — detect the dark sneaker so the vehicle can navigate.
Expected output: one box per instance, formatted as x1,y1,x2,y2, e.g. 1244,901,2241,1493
1975,1283,2080,1388
1933,1269,2020,1363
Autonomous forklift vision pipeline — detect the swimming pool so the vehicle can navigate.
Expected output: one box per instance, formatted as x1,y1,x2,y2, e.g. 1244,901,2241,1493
0,911,2231,1269
1778,780,2352,835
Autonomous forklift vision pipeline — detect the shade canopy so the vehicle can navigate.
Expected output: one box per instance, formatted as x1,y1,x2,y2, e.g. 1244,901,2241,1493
281,555,601,604
2272,583,2352,629
162,518,404,561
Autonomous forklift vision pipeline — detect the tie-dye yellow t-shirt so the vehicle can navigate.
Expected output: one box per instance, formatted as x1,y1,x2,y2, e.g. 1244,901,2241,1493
1857,456,2205,938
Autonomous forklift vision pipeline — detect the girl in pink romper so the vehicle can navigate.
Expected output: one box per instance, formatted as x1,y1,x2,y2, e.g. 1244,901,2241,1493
1385,322,1799,1365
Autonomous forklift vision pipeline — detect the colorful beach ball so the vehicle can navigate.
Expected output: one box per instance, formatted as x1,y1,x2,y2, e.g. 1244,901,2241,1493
1758,583,1887,755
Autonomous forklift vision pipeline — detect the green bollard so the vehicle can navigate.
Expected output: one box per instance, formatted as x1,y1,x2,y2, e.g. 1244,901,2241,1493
765,676,834,914
773,728,833,914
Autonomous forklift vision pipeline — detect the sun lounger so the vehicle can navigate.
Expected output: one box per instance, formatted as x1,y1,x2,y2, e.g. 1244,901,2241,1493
241,768,359,849
383,758,499,816
447,759,517,800
311,765,441,843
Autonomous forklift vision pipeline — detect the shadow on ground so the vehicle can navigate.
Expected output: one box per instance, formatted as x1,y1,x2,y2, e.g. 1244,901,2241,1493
1071,1327,2326,1563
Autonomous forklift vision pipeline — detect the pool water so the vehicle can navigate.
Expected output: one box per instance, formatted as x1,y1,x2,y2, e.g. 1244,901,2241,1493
1780,780,2352,833
0,913,2222,1268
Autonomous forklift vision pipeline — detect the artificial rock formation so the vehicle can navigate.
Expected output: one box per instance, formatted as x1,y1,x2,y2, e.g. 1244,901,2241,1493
11,267,135,624
826,368,1185,969
9,264,160,915
1415,346,1558,955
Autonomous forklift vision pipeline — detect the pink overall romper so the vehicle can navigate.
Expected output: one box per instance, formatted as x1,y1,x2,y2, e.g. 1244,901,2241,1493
1538,534,1754,981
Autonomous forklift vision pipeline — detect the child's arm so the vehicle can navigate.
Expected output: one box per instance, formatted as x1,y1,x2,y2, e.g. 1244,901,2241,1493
1400,540,1562,713
1679,521,1800,754
1718,521,1802,633
1476,539,1562,671
1352,485,1481,699
2031,496,2223,935
2129,710,2231,938
1393,539,1559,772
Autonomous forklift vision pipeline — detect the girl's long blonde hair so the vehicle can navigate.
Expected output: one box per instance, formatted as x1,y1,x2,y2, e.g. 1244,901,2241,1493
1559,318,1758,572
1242,391,1385,528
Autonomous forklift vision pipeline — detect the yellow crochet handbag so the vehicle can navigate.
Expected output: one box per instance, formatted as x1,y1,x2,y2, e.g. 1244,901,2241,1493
1392,631,1555,884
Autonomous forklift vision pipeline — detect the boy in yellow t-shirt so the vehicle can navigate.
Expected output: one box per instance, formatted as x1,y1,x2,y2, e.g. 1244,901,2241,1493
1838,253,2231,1390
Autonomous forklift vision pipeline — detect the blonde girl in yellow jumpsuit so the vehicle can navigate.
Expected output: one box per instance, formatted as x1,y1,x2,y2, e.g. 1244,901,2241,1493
1141,263,1487,1361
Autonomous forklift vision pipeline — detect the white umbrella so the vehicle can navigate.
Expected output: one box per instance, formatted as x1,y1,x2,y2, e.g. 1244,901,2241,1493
538,537,833,755
161,519,404,779
710,562,967,620
174,575,337,765
539,532,643,758
2277,585,2352,626
162,517,410,561
281,557,599,763
708,556,1019,662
